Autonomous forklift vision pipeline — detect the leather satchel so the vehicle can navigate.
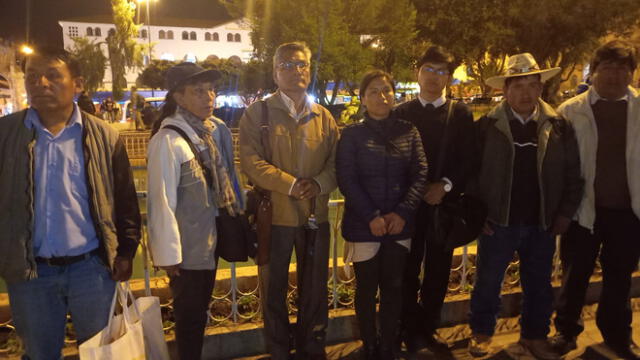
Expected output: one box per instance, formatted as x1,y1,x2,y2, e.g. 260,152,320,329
245,101,273,266
163,124,254,263
430,101,487,250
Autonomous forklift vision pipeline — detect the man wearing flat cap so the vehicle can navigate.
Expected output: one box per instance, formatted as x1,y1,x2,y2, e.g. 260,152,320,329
147,62,244,360
467,53,583,359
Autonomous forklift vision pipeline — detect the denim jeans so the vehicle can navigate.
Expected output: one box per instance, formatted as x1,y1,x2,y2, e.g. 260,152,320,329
8,254,116,360
470,224,555,339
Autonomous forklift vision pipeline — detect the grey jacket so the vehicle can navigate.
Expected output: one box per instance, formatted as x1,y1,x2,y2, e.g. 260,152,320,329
0,110,141,284
470,100,584,228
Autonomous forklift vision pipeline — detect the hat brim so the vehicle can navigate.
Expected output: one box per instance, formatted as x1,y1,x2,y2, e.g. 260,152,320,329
172,69,222,91
485,67,562,89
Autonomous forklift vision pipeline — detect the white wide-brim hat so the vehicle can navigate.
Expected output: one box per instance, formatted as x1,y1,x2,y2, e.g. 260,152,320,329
485,53,562,89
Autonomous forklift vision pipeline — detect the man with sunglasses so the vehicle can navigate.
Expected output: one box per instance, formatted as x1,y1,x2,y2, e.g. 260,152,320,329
239,42,339,360
395,45,475,354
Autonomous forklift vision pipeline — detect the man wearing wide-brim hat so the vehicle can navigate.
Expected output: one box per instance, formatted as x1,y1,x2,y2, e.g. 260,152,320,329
466,53,584,359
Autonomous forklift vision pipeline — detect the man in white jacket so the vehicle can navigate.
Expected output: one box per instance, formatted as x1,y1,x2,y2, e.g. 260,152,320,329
147,62,244,360
552,40,640,360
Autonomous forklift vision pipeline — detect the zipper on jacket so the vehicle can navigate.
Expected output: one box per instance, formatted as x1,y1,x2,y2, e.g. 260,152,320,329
26,132,38,279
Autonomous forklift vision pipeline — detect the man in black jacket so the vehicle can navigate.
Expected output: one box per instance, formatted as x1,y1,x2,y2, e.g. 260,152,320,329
395,46,474,353
0,46,140,360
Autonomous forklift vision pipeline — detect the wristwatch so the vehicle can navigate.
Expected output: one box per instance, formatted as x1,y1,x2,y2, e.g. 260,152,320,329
443,182,452,193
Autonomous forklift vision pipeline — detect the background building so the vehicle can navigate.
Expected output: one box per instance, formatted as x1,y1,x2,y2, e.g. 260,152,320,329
59,15,253,89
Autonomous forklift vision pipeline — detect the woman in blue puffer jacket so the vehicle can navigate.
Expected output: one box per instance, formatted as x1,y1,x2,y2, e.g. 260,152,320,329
336,70,428,359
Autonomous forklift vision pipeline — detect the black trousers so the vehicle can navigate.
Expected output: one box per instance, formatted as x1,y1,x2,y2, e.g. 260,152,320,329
169,268,216,360
401,203,454,336
555,208,640,346
354,241,409,350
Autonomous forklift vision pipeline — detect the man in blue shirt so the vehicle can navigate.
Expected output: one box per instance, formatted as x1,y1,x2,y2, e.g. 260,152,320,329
0,46,141,359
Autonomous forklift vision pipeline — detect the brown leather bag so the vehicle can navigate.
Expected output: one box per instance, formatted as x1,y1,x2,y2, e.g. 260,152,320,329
245,101,273,265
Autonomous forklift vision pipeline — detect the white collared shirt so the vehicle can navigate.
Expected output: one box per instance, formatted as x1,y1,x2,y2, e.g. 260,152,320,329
279,91,311,122
511,105,539,124
589,88,630,105
418,92,447,109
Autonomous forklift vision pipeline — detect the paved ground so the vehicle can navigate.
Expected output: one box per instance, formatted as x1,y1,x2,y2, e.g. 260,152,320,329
240,306,640,360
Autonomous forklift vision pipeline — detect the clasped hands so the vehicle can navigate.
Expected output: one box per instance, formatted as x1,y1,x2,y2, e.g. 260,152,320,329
369,212,405,237
290,178,320,200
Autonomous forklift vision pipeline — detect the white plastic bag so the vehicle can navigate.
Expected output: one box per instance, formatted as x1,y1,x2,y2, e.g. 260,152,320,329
79,282,146,360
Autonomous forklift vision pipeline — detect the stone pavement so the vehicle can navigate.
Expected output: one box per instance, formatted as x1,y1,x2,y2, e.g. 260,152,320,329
240,304,640,360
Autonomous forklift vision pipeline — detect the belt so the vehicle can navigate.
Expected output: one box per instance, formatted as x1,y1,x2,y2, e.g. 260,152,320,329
35,249,100,267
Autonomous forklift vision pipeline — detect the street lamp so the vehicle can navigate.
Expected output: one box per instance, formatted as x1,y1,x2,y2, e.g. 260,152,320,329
20,44,34,55
137,0,157,95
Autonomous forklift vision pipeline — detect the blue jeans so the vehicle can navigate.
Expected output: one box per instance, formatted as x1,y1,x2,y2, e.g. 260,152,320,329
8,254,116,360
470,225,555,339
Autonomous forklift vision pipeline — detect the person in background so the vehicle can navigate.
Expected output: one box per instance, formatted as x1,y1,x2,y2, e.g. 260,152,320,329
77,90,96,114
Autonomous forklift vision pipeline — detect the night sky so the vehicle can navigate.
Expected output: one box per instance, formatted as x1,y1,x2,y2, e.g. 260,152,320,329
0,0,232,47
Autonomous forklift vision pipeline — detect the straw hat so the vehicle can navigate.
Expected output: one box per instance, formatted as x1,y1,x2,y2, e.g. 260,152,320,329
485,53,561,89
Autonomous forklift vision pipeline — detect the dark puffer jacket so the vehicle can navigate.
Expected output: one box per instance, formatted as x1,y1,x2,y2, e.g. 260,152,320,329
336,114,428,242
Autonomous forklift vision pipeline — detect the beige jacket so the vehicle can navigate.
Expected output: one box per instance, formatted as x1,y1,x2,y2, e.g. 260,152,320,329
557,86,640,231
239,91,339,226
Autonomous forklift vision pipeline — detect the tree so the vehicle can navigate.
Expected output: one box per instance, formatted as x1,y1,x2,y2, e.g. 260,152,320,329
412,0,640,101
223,0,418,105
137,59,175,89
108,0,144,100
68,37,107,95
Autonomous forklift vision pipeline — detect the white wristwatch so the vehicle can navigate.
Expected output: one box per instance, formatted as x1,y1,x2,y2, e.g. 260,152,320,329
443,182,452,192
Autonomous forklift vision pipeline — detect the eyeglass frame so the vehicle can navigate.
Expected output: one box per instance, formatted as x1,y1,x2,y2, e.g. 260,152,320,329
276,61,310,71
420,65,450,76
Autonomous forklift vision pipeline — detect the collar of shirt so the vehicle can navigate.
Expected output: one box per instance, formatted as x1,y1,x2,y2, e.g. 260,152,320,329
418,92,447,109
24,104,83,135
510,105,539,125
589,88,630,105
279,91,311,122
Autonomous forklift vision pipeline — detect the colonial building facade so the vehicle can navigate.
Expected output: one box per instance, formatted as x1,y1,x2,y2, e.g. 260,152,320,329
59,15,253,89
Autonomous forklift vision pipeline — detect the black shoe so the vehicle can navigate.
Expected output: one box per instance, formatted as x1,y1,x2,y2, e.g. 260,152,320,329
379,347,398,360
401,331,427,353
424,332,452,353
549,333,577,355
605,341,640,360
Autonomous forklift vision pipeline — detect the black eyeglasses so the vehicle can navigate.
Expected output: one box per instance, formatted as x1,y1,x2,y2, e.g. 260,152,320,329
277,61,310,71
422,66,449,76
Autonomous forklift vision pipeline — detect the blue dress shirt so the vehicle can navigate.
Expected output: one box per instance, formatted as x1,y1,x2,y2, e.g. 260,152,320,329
24,105,99,257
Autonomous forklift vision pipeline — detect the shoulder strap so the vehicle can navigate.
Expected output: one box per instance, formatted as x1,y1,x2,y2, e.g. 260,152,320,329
433,100,456,179
163,124,213,189
260,100,272,162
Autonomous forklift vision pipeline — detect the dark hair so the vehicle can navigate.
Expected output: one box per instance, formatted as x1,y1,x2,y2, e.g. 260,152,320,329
504,73,541,88
590,40,638,74
416,45,458,75
20,45,82,78
359,70,395,99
